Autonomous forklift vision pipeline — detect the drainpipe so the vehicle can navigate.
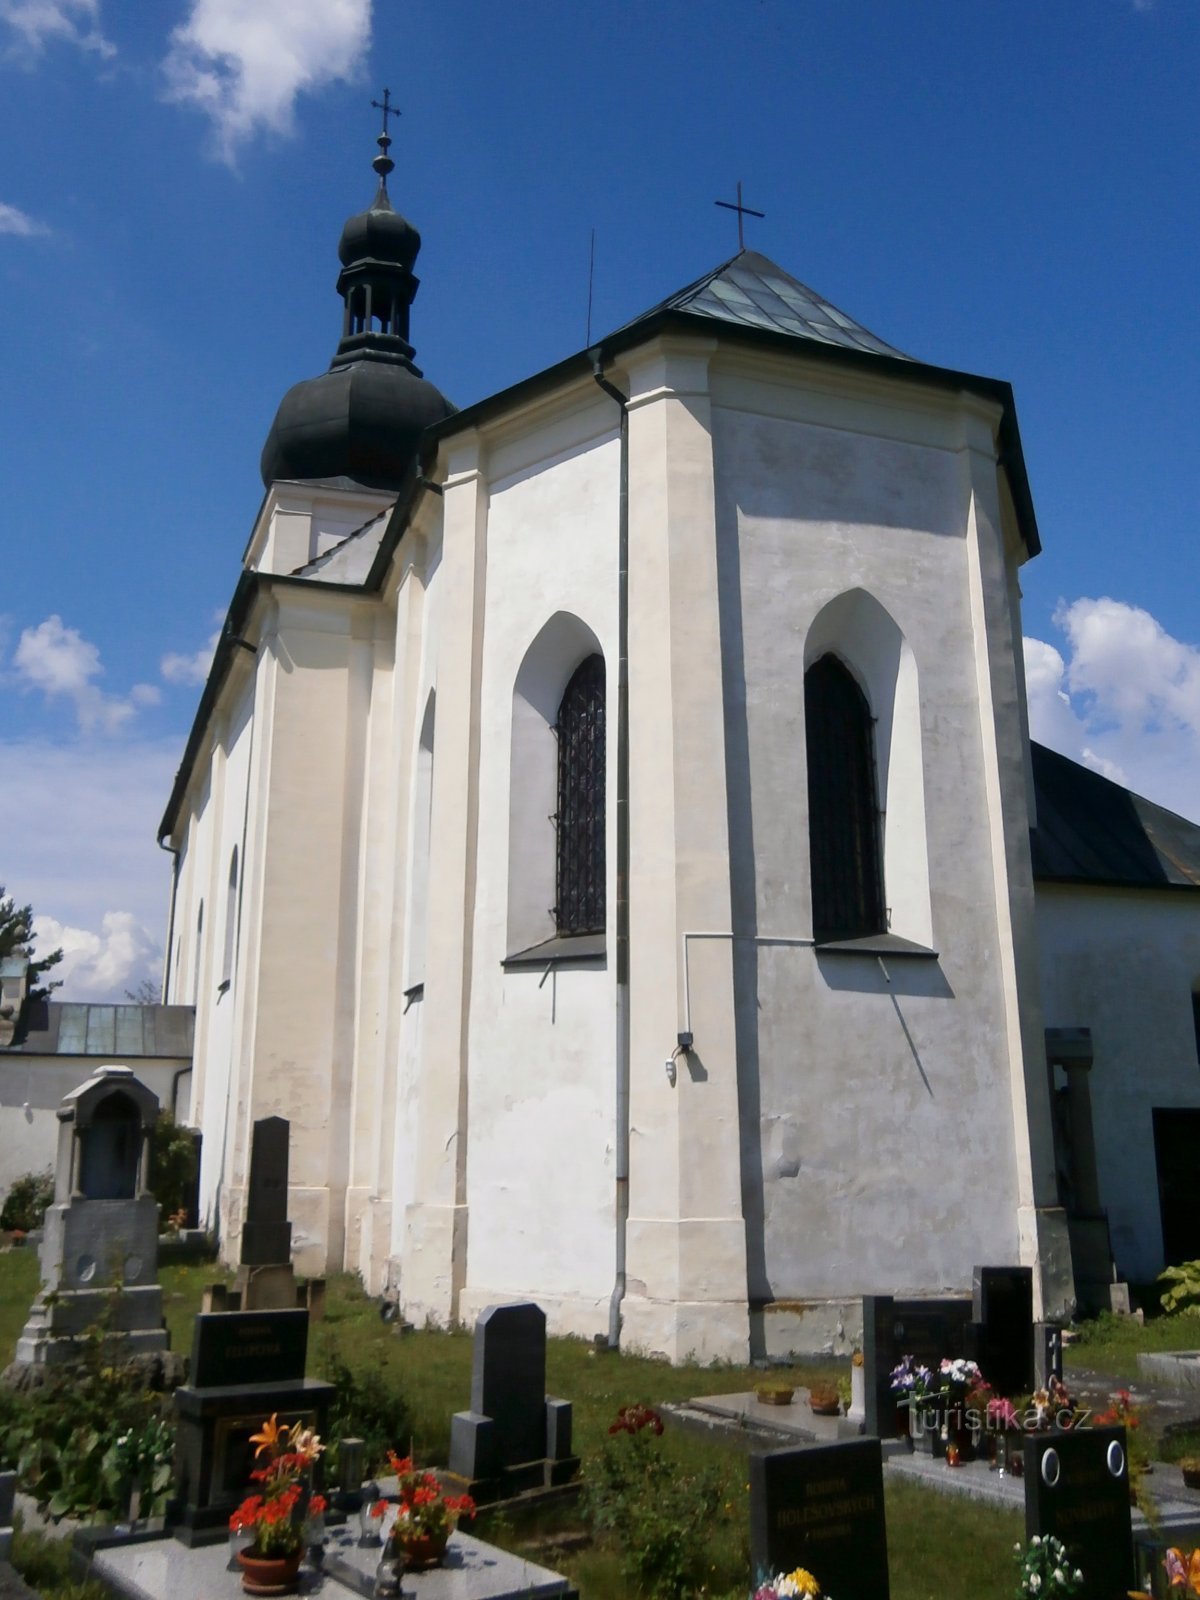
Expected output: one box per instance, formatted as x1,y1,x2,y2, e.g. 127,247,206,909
157,837,180,1004
592,351,630,1350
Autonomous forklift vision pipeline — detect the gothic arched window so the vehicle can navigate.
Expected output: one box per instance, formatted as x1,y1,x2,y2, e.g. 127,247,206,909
805,653,884,943
555,654,605,935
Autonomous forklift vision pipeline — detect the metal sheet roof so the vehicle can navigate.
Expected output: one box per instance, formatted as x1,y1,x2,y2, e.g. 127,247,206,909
1031,742,1200,890
613,249,911,361
4,1002,195,1058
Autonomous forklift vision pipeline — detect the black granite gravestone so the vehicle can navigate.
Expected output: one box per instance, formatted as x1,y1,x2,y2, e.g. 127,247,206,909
1023,1426,1134,1599
447,1301,579,1501
189,1309,308,1388
862,1294,974,1438
170,1308,334,1546
973,1266,1034,1397
240,1117,291,1266
749,1439,889,1598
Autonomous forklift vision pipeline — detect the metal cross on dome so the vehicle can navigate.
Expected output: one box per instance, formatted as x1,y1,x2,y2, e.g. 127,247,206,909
371,87,402,140
715,180,765,251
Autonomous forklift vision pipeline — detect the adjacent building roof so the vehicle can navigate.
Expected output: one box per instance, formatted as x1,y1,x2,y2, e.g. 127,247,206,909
3,1002,195,1058
1031,742,1200,890
614,250,911,361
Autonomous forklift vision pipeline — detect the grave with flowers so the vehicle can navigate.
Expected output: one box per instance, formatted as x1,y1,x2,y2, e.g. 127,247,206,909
749,1438,889,1600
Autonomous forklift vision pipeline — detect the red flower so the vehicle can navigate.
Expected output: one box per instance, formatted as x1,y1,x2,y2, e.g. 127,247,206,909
308,1495,327,1517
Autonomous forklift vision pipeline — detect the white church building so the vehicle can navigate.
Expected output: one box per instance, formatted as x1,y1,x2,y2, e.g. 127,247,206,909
157,126,1200,1361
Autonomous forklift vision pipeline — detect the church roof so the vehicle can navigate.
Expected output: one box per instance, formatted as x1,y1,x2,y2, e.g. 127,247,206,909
613,250,911,361
1031,742,1200,891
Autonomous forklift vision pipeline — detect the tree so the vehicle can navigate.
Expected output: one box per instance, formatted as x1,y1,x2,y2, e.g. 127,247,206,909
124,977,161,1005
0,885,63,1004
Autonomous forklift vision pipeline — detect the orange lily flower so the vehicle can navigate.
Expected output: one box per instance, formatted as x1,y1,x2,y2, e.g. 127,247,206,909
249,1413,288,1459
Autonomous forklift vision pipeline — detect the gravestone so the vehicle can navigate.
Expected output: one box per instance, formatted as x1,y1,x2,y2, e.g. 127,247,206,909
14,1066,169,1368
447,1302,580,1501
1023,1425,1134,1599
234,1117,296,1312
749,1439,889,1598
1034,1323,1064,1390
862,1294,973,1438
973,1266,1034,1397
170,1307,334,1546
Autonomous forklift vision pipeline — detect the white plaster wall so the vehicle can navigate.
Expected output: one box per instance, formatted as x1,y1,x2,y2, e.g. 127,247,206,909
1035,882,1200,1281
0,1059,189,1207
461,416,620,1332
709,360,1027,1303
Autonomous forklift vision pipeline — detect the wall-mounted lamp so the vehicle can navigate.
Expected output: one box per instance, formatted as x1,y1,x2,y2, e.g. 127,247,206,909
665,1032,693,1088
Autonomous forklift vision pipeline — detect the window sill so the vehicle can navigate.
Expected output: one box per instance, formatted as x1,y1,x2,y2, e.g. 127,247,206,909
813,933,938,959
503,932,606,970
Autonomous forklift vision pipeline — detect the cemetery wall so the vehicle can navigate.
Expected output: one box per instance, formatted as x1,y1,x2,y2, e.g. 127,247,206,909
1035,881,1200,1281
707,354,1051,1311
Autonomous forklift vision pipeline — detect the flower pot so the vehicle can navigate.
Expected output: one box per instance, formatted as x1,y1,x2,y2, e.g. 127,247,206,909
237,1547,303,1595
755,1385,795,1406
394,1529,449,1571
1180,1461,1200,1491
807,1391,841,1417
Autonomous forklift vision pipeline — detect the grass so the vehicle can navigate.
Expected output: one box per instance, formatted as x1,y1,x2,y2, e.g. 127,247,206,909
0,1251,1168,1598
1066,1306,1200,1381
10,1521,108,1600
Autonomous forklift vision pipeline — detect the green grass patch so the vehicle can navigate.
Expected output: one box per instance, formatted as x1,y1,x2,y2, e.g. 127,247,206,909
0,1244,39,1361
1067,1308,1200,1380
11,1521,109,1600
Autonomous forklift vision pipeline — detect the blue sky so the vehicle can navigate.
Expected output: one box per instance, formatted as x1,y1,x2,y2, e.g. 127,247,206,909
1,0,1197,999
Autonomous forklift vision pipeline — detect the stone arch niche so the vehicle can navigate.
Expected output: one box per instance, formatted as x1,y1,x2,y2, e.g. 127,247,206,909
507,611,605,956
803,588,933,949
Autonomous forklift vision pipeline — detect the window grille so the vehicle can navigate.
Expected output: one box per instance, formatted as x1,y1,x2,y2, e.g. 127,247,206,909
805,653,885,943
554,654,606,935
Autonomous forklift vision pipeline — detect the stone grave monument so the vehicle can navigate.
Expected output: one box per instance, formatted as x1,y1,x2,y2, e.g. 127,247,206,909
169,1306,334,1544
862,1293,973,1439
749,1439,889,1598
447,1302,579,1502
1024,1424,1134,1598
0,1469,15,1563
233,1116,297,1312
972,1265,1034,1398
14,1066,169,1367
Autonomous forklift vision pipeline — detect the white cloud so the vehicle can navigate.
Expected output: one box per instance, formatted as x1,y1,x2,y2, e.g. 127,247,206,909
0,0,114,60
162,0,372,164
33,911,160,1004
11,614,153,734
1024,597,1200,823
162,625,220,687
0,737,177,1001
0,201,47,237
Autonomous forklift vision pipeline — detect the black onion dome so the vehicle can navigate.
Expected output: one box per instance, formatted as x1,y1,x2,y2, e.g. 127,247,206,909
261,360,454,492
260,134,452,493
338,183,420,270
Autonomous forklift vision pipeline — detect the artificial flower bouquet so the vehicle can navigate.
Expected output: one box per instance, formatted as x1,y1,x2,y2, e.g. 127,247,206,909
228,1413,326,1559
753,1567,830,1598
1014,1534,1084,1597
370,1450,475,1564
889,1355,937,1407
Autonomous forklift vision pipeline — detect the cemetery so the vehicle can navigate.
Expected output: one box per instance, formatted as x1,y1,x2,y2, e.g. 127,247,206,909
6,1094,1200,1597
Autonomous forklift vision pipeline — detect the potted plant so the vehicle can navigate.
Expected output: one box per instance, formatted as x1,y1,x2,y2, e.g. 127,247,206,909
1178,1458,1200,1492
754,1380,795,1406
370,1451,475,1573
228,1414,326,1595
806,1382,841,1417
890,1355,939,1452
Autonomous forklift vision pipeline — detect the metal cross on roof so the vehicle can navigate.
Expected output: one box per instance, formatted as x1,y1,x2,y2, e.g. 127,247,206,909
371,87,401,139
715,180,765,251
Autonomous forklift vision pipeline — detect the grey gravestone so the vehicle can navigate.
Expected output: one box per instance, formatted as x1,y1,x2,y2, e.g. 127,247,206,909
189,1309,308,1388
862,1294,973,1438
239,1116,292,1266
749,1439,889,1598
0,1469,14,1563
973,1266,1034,1397
1024,1426,1134,1599
14,1067,167,1368
448,1302,578,1500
